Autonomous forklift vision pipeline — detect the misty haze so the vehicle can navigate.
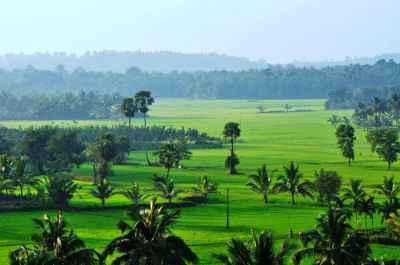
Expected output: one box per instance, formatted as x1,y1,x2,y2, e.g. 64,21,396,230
0,1,400,265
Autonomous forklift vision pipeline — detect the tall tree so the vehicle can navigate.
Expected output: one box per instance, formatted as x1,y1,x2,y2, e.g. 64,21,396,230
134,90,154,128
104,199,198,265
223,122,241,175
367,128,400,169
121,97,137,128
134,90,154,166
314,169,342,204
89,134,119,183
10,158,39,199
293,206,370,265
273,161,314,205
154,142,190,177
376,176,400,204
342,179,366,222
214,230,294,265
20,126,56,174
336,123,356,166
9,212,100,265
247,164,273,204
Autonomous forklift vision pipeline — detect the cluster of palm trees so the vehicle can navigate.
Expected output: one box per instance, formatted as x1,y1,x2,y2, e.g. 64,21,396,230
247,162,314,205
0,156,40,200
11,198,400,265
9,199,198,265
353,95,400,128
247,162,400,228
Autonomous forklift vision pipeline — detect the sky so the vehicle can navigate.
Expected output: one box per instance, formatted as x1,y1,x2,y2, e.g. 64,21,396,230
0,0,399,62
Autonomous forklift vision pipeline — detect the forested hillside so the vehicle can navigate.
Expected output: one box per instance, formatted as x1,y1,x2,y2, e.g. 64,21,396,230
0,51,269,72
1,59,399,101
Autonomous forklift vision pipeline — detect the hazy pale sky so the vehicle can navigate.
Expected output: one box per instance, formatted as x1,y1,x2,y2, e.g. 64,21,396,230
1,0,399,62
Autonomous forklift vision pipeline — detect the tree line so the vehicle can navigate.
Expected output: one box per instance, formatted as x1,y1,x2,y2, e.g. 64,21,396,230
326,85,400,110
0,59,400,100
0,91,122,120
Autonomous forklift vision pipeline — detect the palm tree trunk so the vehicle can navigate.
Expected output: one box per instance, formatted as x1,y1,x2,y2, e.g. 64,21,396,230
166,167,171,178
291,192,295,205
263,192,268,204
102,198,105,208
20,185,23,199
230,137,234,175
388,161,391,170
128,117,132,129
92,164,97,184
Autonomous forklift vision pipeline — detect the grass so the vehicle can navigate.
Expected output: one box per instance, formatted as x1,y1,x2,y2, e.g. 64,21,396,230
0,98,400,264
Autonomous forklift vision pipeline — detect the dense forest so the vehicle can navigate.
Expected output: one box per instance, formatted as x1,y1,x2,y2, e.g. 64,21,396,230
2,58,400,117
326,85,400,109
0,91,122,120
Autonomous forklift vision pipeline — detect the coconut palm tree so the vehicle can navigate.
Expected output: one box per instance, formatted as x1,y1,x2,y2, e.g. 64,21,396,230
247,164,273,204
9,212,100,265
214,230,294,265
293,206,370,265
121,97,137,128
123,182,144,205
379,198,400,224
359,195,376,228
152,175,179,203
376,176,400,204
91,179,113,208
273,161,314,205
193,176,218,201
328,114,342,128
104,199,198,265
342,179,366,222
386,210,400,239
134,90,155,165
10,158,39,199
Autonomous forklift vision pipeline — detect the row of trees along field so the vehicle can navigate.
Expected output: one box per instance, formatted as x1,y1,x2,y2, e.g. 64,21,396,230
1,59,400,100
327,93,400,169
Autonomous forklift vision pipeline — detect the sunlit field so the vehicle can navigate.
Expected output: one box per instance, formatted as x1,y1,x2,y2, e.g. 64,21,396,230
0,99,399,264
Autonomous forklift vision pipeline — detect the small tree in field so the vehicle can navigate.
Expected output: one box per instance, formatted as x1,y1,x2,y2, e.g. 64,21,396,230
336,124,356,166
314,169,342,204
124,182,144,205
223,122,241,175
152,175,179,204
91,179,113,208
193,176,218,201
273,161,314,205
247,164,273,204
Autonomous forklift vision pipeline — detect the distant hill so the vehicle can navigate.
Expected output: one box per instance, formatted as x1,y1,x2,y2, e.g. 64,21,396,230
0,51,270,73
289,53,400,68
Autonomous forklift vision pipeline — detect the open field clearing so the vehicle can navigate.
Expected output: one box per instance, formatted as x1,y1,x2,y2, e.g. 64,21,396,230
0,99,399,264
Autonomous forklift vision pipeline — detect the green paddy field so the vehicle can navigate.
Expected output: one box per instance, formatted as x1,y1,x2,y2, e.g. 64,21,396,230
0,99,399,264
